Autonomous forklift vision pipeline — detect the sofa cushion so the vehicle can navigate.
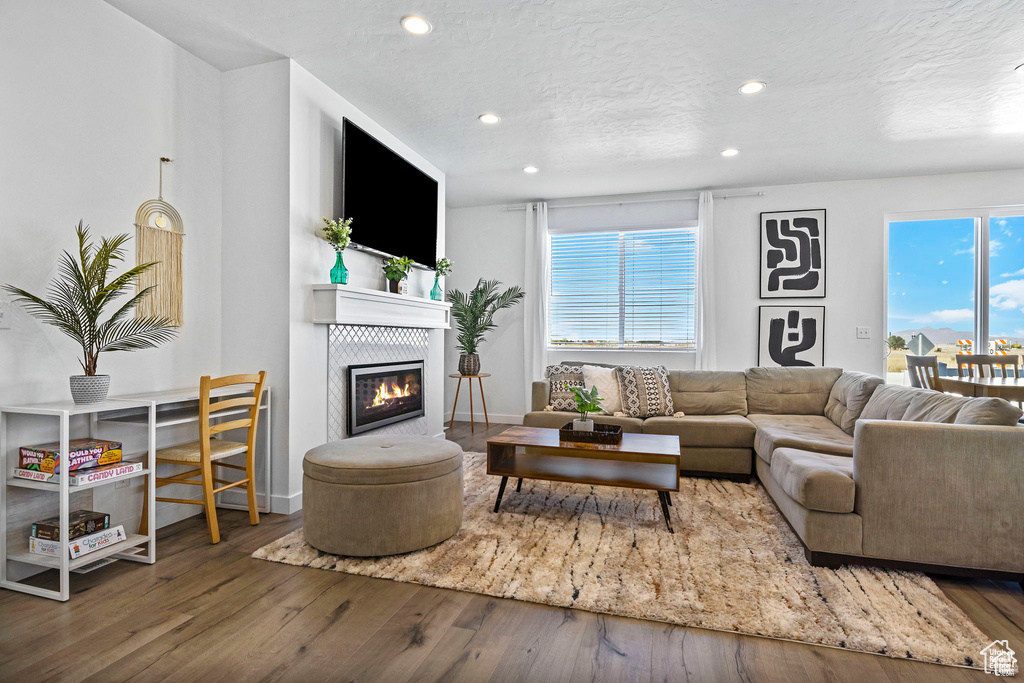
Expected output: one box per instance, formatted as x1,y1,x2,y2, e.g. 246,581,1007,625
824,371,885,435
770,448,855,513
544,364,585,411
953,397,1024,426
745,367,843,415
642,414,756,448
582,364,622,414
522,410,645,433
614,365,675,418
859,383,920,420
667,370,747,415
900,391,969,423
748,414,854,462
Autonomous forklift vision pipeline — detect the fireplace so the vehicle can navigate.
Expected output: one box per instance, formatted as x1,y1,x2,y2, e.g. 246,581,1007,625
348,360,425,435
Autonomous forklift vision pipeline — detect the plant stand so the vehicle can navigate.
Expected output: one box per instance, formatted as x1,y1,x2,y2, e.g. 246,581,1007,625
448,373,491,433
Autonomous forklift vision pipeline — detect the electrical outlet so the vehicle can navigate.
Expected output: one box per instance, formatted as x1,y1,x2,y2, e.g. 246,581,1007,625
856,326,871,340
0,296,10,330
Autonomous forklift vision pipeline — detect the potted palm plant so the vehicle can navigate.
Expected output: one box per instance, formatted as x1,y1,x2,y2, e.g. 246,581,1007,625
3,221,178,404
447,278,525,375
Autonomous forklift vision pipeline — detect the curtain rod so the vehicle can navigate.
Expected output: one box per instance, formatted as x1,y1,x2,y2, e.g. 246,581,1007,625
502,191,765,211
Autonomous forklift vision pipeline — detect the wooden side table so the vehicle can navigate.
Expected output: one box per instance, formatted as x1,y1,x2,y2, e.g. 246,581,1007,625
448,373,491,432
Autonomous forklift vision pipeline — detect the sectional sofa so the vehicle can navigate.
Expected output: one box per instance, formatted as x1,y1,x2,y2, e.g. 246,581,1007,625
525,364,1024,581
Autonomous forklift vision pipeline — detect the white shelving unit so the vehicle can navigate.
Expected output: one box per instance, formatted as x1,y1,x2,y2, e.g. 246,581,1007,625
0,398,157,602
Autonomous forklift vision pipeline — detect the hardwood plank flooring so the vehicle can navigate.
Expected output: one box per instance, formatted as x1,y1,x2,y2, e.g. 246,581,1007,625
0,421,1018,682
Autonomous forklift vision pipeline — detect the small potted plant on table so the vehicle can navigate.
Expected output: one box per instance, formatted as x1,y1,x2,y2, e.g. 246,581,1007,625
382,256,414,294
571,386,603,431
3,221,178,403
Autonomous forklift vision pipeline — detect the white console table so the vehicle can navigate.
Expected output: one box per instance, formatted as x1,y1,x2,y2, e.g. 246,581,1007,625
1,385,271,602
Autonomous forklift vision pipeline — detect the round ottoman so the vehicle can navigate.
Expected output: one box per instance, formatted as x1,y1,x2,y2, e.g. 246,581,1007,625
302,435,463,556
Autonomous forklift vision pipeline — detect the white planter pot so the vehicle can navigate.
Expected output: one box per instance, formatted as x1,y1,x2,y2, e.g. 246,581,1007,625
572,418,594,432
69,375,110,404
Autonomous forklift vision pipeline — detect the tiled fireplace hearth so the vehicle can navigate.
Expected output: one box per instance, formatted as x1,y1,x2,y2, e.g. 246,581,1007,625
327,325,430,440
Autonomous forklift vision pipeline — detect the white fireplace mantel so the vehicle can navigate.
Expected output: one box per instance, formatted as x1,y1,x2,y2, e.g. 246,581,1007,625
311,284,451,329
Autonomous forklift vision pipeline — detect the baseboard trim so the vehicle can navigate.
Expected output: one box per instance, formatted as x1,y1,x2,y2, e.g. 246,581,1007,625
449,412,523,424
805,548,1024,583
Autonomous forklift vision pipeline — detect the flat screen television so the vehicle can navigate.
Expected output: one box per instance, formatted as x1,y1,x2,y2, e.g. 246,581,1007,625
341,119,439,270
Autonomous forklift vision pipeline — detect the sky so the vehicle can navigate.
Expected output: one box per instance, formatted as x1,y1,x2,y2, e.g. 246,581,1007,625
888,215,1024,343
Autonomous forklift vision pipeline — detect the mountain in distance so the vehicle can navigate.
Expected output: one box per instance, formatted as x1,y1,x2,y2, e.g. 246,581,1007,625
893,326,1024,345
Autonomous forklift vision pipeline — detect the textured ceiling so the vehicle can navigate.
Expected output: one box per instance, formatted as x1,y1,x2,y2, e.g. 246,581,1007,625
107,0,1024,207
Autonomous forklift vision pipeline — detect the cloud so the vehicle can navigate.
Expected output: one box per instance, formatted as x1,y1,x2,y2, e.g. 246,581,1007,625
1000,268,1024,278
918,308,974,323
954,245,974,256
990,239,1003,256
938,260,944,265
990,279,1024,313
941,280,948,284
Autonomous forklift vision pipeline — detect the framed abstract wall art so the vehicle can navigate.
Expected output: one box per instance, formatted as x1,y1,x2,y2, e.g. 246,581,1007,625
760,209,825,298
758,306,825,367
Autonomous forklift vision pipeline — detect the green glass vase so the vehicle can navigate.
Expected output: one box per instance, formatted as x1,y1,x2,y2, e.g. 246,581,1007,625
330,250,349,285
430,276,443,301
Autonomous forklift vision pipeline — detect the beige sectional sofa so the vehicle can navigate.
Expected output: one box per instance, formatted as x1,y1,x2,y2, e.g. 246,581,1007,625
524,363,1024,580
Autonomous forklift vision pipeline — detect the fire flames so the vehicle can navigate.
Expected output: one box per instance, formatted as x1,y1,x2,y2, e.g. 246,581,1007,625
371,380,412,407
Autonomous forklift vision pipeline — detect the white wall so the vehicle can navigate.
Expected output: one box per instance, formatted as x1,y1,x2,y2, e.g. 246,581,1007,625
445,168,1024,422
0,0,224,532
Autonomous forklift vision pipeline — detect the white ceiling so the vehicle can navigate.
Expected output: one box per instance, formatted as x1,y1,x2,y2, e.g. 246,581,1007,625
107,0,1024,207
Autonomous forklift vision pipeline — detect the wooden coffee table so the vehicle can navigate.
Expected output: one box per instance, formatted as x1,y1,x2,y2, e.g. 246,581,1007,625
485,425,682,532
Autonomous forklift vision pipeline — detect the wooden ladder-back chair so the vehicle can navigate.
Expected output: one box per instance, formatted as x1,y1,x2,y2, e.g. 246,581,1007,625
141,372,267,544
956,354,1021,379
906,355,942,391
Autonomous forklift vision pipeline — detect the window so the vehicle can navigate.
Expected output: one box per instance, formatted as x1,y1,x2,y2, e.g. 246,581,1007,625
549,228,696,349
886,208,1024,378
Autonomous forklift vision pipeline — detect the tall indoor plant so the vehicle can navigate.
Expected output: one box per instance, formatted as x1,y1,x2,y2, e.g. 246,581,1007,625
320,217,353,284
447,278,525,375
3,221,178,403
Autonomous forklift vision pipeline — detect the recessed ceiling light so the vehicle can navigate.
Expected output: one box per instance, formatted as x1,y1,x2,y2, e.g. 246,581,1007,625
738,81,766,95
478,113,501,124
523,165,539,173
720,148,739,157
401,15,432,34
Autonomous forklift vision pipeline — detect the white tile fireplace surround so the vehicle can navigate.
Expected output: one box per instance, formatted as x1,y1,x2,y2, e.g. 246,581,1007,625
313,285,451,442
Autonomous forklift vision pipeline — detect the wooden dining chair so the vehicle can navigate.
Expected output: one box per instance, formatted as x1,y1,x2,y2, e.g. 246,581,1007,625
956,354,1021,379
906,355,942,390
141,372,267,544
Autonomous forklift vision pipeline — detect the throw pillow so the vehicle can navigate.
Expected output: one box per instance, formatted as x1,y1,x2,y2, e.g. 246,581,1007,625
614,365,675,418
545,364,585,412
581,364,622,415
953,397,1023,426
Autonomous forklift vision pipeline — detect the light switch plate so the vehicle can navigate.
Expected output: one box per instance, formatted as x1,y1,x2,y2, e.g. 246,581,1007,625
856,326,871,340
0,297,10,330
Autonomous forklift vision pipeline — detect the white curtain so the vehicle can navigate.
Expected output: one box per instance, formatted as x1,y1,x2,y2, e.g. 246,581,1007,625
695,191,717,369
524,201,550,409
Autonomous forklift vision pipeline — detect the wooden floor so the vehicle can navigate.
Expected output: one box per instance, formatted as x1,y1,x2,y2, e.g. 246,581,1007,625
0,421,1020,682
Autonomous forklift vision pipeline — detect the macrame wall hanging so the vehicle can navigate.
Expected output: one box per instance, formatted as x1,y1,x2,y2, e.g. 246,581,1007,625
134,157,184,326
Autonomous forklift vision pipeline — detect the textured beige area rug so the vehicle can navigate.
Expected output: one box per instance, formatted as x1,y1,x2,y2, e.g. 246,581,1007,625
254,452,991,668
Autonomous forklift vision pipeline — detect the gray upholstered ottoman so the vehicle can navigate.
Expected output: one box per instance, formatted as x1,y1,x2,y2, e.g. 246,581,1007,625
302,435,463,556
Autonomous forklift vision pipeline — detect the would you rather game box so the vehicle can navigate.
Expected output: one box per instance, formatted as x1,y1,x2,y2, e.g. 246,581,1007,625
19,438,122,474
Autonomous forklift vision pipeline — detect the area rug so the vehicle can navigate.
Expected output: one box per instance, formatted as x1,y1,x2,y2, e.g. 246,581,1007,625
253,452,991,669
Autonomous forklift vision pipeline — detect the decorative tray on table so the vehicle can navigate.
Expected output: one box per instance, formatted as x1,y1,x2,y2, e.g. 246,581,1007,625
558,422,623,445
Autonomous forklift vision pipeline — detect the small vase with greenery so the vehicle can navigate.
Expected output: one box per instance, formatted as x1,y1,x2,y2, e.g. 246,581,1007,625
320,217,353,285
570,386,604,431
382,256,414,294
3,222,178,403
447,278,525,375
431,257,453,301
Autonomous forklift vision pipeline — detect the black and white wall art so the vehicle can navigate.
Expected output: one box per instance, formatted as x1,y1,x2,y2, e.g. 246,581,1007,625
760,209,826,298
758,306,825,367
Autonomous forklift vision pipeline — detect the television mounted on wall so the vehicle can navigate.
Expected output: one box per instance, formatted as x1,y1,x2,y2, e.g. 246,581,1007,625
340,119,439,270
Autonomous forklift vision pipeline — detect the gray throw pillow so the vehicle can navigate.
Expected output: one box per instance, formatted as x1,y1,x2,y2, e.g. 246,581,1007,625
545,364,585,412
953,398,1023,426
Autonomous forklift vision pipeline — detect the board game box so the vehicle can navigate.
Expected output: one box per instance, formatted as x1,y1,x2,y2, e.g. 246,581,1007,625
31,510,110,541
29,525,127,559
18,438,122,474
